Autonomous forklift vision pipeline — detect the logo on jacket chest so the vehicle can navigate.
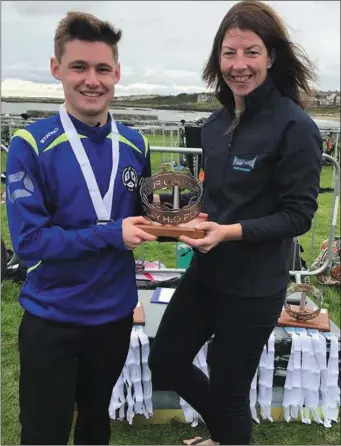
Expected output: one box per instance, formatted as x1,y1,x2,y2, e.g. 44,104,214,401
232,156,257,172
122,166,138,191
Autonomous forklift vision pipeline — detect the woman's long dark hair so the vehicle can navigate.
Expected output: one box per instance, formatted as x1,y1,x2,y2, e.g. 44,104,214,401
203,0,318,109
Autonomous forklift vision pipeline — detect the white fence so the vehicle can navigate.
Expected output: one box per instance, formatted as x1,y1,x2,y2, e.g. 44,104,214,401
1,117,340,283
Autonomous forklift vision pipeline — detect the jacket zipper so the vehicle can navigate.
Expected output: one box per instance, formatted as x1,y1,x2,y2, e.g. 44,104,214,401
226,112,241,149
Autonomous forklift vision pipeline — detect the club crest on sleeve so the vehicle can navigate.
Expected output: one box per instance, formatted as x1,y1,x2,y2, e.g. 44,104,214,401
122,166,138,191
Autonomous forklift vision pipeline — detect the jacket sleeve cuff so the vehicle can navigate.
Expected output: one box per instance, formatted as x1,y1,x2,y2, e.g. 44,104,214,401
99,218,126,251
239,220,257,242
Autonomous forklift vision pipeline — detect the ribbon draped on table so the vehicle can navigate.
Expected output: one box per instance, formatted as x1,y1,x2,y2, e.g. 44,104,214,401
109,327,153,424
109,327,340,427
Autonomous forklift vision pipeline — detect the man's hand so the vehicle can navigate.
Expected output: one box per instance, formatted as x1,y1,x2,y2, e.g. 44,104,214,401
122,216,157,250
179,222,243,253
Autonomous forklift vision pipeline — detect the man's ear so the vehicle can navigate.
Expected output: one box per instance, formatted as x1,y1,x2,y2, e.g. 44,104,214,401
114,62,121,84
50,57,62,81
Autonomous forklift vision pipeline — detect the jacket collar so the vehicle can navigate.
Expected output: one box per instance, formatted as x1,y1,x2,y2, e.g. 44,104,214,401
59,110,112,141
217,75,278,115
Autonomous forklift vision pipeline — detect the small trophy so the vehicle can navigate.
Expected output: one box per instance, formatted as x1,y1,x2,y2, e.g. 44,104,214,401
278,283,330,331
137,167,205,239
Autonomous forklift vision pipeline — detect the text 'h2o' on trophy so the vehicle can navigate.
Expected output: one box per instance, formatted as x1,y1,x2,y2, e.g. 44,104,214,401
136,167,205,239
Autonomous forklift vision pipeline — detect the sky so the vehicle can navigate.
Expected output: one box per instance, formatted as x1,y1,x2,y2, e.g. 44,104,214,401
1,0,340,98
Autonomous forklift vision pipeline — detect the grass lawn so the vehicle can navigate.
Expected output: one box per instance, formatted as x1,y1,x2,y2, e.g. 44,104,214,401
1,136,340,445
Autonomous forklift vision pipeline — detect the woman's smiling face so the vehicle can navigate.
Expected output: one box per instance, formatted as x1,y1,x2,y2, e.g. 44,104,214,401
220,28,272,106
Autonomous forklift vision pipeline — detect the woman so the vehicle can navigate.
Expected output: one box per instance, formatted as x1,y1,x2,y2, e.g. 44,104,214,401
148,1,322,445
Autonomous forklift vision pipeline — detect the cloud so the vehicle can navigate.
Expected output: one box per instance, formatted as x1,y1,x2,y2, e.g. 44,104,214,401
2,78,208,98
2,79,64,98
1,1,340,97
8,1,109,17
117,83,168,93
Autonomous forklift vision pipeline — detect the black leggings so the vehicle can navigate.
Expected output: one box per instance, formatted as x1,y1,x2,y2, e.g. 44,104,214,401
148,269,285,445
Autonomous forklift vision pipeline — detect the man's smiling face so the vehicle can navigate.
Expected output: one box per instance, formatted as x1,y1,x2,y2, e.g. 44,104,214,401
51,39,120,125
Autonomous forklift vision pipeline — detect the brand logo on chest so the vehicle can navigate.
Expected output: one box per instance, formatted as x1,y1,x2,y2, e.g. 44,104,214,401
40,127,59,144
232,156,257,172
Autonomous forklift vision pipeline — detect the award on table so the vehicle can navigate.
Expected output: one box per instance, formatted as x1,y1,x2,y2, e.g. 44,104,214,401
278,283,330,331
137,167,205,239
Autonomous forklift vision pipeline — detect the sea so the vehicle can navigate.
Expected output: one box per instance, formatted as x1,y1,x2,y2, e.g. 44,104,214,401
1,101,209,123
1,100,340,129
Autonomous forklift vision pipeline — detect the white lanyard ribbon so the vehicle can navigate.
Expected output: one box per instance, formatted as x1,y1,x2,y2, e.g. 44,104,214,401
59,104,119,222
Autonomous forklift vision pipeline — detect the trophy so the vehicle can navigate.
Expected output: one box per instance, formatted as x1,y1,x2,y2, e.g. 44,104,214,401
278,283,330,331
136,167,205,239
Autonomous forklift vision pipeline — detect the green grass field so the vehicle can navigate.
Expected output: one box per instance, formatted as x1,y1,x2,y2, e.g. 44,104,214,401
1,136,340,445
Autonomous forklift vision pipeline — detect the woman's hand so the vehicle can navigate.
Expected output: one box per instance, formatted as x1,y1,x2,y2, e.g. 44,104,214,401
178,213,208,229
179,222,243,253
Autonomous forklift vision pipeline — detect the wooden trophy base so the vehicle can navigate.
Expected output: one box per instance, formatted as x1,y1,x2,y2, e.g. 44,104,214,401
136,224,205,239
278,306,330,332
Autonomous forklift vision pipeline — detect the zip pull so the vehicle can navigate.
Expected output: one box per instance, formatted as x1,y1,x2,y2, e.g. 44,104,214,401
224,110,243,137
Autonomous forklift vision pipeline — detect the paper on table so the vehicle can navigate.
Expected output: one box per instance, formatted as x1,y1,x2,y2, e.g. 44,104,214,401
158,288,175,303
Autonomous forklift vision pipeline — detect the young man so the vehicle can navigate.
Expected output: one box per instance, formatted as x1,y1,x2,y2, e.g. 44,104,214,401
6,11,156,445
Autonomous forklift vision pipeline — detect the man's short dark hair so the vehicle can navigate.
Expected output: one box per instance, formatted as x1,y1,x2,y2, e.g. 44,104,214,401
54,11,122,61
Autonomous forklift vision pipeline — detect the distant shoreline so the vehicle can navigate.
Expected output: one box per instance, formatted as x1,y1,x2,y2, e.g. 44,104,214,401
313,115,340,122
2,96,217,112
2,96,65,104
2,96,340,119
